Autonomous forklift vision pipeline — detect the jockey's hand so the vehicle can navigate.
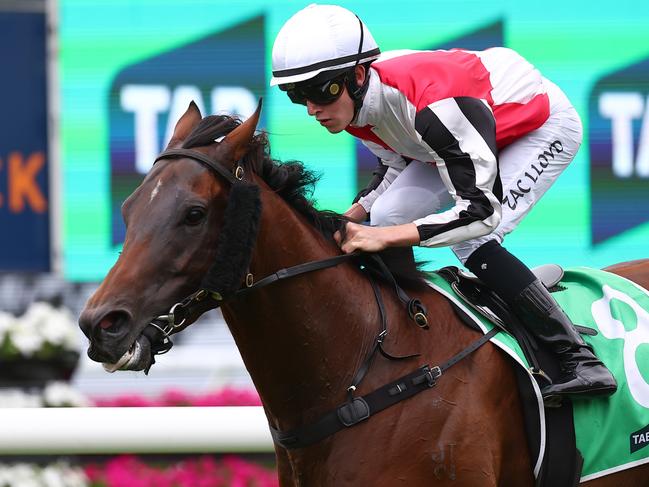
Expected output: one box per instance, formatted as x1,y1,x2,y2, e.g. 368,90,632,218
333,222,420,254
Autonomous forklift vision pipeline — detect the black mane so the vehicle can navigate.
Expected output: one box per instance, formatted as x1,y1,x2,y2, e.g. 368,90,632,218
183,114,429,290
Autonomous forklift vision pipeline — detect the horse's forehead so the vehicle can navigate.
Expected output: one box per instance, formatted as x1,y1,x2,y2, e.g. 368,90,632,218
143,158,209,188
149,178,163,203
131,158,223,208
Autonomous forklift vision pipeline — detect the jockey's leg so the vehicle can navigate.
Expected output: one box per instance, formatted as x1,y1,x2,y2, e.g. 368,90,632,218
462,239,617,398
514,277,618,397
452,78,616,398
369,160,450,226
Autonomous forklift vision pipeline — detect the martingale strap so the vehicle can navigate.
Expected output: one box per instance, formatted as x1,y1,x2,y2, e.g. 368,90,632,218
269,328,500,449
364,254,429,328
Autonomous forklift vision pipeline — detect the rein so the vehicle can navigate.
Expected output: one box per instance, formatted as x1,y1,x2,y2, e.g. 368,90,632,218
148,147,501,450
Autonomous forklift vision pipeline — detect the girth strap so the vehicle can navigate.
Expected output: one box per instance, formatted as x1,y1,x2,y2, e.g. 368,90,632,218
269,327,500,449
269,366,436,449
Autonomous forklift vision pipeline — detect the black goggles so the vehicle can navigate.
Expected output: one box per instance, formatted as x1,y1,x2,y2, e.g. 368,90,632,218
280,74,347,106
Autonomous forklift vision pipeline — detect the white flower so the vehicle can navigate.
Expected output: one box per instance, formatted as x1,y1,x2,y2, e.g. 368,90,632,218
50,463,88,487
0,311,16,341
0,462,88,487
8,321,44,356
40,309,78,349
1,302,80,359
0,464,13,485
0,388,42,408
41,466,66,487
22,302,54,327
3,463,42,487
43,382,89,407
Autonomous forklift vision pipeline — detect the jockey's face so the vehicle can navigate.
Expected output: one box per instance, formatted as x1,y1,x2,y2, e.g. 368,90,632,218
306,89,354,133
305,66,366,134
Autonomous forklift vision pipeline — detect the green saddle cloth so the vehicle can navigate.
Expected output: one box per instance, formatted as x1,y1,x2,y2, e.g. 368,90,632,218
427,266,649,482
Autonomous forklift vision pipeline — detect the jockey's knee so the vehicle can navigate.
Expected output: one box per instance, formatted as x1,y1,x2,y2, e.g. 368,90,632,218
370,186,443,227
370,193,412,227
452,235,503,265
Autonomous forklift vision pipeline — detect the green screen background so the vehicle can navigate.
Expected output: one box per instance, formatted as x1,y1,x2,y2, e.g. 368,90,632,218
60,0,649,281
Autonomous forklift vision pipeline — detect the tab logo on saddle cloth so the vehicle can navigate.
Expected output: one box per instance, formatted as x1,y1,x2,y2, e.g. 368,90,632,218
631,424,649,454
107,15,266,245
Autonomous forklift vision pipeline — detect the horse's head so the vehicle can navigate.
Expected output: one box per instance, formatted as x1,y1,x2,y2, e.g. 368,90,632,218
79,101,262,372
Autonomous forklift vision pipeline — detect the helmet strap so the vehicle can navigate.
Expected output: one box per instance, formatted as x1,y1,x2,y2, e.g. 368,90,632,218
346,67,370,121
348,15,371,120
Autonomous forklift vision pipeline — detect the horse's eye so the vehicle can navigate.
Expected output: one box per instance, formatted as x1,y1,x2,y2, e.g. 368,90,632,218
184,207,206,225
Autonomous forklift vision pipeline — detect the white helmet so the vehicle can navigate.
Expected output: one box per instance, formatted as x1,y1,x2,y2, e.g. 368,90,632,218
270,4,380,87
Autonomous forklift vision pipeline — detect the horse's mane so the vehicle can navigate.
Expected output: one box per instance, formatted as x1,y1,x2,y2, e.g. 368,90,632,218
183,114,430,291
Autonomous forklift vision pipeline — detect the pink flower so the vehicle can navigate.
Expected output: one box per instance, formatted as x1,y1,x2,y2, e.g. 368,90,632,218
160,389,193,406
84,454,278,487
91,387,262,408
93,395,154,407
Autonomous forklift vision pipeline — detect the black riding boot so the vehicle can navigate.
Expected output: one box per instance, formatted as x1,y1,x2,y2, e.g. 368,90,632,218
514,279,617,398
465,240,617,399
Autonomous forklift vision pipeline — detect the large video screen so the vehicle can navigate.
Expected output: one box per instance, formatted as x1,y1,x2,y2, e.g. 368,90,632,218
60,0,649,281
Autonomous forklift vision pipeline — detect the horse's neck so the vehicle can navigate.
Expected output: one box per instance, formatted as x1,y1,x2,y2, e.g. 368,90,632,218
222,190,374,428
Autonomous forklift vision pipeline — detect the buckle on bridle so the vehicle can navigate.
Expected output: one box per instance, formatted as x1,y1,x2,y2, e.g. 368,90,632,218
424,366,442,387
377,330,387,343
408,299,429,329
413,311,428,328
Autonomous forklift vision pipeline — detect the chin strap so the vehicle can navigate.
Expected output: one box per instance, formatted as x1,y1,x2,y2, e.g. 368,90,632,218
346,71,371,122
347,15,372,120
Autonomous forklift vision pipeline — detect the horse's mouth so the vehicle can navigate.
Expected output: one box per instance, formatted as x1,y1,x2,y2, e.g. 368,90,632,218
101,334,153,373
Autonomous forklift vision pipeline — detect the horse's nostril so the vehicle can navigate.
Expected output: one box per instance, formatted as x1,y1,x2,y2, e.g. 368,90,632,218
98,311,130,334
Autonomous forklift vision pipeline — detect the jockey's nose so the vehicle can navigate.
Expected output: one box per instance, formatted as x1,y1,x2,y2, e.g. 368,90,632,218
79,307,132,343
306,100,320,116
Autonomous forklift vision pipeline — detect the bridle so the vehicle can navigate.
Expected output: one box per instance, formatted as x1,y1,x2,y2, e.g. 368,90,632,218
144,147,429,359
142,146,498,450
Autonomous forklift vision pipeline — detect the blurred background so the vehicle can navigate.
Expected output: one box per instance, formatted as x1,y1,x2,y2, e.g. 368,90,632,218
1,0,649,484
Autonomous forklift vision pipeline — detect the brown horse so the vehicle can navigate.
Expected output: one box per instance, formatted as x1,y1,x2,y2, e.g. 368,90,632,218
79,102,649,486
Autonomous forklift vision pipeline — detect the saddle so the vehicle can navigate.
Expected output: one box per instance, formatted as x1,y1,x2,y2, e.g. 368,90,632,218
437,264,597,386
436,264,588,487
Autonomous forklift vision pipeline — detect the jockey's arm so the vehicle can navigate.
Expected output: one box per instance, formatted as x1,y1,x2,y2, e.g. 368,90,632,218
353,157,389,204
411,96,502,248
343,157,388,223
344,142,407,220
337,96,502,253
334,221,420,253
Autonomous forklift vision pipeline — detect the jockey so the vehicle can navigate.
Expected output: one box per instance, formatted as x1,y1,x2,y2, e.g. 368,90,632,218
270,4,616,399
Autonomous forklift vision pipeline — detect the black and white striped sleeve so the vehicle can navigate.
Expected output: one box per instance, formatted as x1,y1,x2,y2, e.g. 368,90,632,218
413,96,502,247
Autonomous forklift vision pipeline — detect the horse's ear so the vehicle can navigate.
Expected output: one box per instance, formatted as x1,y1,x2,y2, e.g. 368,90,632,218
165,101,202,149
213,99,262,164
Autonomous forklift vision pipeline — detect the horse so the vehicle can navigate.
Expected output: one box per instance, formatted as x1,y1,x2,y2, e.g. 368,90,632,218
79,101,649,486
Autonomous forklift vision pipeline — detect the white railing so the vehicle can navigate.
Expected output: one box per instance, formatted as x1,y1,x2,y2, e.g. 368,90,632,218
0,407,274,455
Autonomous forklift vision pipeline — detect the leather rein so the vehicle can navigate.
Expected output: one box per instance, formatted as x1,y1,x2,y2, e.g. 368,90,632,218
144,147,499,450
